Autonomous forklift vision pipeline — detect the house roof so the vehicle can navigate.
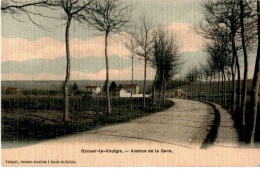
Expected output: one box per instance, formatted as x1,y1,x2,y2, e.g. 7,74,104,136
124,84,138,88
5,87,18,91
85,86,98,89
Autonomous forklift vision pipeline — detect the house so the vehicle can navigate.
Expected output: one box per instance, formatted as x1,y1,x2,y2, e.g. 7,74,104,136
175,89,185,98
85,86,101,94
119,89,150,98
123,84,140,94
5,87,22,95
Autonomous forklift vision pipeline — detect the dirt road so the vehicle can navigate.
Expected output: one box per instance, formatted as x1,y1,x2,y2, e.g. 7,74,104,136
2,99,260,167
77,98,215,149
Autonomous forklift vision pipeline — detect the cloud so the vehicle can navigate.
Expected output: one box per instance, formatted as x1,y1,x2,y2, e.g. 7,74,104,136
2,55,141,75
163,22,203,53
2,63,156,81
1,35,130,62
2,22,202,62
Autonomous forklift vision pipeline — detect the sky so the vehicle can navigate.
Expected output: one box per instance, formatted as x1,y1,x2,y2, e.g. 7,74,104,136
1,0,257,81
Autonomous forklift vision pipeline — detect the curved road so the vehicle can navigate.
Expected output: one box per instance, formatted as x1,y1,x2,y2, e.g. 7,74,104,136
2,99,260,167
79,98,215,149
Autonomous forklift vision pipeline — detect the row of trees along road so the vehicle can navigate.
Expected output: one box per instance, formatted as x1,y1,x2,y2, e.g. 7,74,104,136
1,0,132,119
189,0,259,146
2,0,181,120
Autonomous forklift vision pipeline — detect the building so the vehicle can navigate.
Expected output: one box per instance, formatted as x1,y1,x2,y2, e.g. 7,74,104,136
119,89,150,98
123,84,140,94
5,87,22,95
85,86,101,94
175,89,185,98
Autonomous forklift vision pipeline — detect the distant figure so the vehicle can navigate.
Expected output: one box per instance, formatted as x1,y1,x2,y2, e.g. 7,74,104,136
175,89,185,98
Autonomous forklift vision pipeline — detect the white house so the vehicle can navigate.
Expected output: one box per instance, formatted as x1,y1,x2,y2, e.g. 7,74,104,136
123,84,140,94
119,89,150,98
85,86,101,94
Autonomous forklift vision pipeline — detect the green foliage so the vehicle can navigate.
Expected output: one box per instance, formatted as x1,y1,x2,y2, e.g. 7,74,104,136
109,81,117,92
72,82,78,92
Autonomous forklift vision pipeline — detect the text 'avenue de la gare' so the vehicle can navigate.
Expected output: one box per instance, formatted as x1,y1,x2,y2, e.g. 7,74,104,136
81,149,173,154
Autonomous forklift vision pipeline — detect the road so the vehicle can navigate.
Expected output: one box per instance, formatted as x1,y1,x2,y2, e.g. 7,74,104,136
2,99,260,167
78,98,215,149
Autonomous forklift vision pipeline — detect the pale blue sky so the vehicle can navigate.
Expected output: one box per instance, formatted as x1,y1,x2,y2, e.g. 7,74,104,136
2,0,203,41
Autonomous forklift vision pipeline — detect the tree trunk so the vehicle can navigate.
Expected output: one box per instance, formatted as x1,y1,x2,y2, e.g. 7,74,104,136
222,72,224,105
190,82,192,99
218,72,220,104
158,73,164,106
196,78,199,99
223,72,227,107
213,72,215,103
143,59,147,107
231,30,237,113
206,77,208,101
240,0,248,126
63,16,72,122
235,54,241,117
152,71,158,105
163,78,166,104
105,32,111,115
130,54,134,110
209,74,212,102
250,0,260,146
199,76,202,100
228,73,231,109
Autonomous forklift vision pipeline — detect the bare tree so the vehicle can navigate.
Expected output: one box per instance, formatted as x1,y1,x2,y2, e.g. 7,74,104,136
185,68,198,100
129,14,155,108
250,0,260,146
47,0,93,122
200,63,211,101
1,0,53,30
2,0,93,122
239,0,258,126
83,0,133,115
151,29,180,105
123,34,137,110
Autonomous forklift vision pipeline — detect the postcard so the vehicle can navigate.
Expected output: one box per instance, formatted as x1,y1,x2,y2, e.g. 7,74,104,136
1,0,260,167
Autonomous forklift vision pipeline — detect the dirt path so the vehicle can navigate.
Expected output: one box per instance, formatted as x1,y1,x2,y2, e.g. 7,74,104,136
212,104,239,148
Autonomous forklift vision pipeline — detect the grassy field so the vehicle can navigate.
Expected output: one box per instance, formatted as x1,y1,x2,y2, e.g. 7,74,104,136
1,94,174,144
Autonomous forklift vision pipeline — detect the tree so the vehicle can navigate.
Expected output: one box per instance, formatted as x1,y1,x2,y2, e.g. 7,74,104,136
249,0,260,146
83,0,133,115
2,0,93,122
151,29,180,105
239,0,257,126
198,0,238,114
48,0,93,122
72,82,79,94
118,84,123,88
200,63,211,101
122,33,138,110
129,14,155,107
1,0,49,29
185,68,198,99
109,81,117,92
